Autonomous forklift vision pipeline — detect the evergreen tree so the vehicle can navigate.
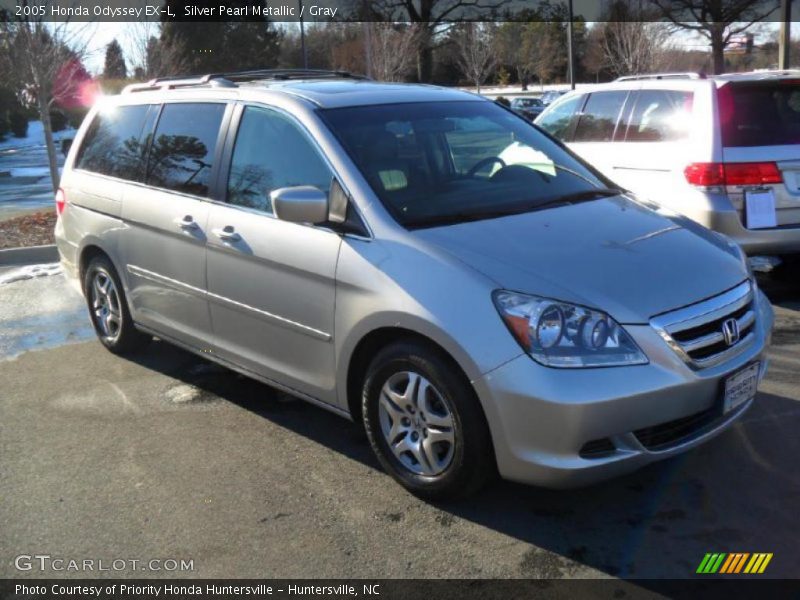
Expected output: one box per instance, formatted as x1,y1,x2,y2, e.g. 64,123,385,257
103,40,127,79
159,0,281,75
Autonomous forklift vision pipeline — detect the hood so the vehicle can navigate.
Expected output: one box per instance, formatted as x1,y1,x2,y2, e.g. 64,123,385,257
414,195,747,324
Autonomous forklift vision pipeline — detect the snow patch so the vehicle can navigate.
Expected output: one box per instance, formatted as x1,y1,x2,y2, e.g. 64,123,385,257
165,383,203,404
0,120,74,151
8,167,57,179
0,263,63,285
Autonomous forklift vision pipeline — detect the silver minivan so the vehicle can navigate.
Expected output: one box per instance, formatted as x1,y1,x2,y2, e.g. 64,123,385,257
55,70,774,499
535,71,800,265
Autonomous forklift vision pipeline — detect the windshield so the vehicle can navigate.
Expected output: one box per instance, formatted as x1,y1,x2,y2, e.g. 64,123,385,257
319,101,612,228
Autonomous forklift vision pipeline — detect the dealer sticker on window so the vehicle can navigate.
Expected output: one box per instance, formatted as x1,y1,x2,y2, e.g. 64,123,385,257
723,362,760,414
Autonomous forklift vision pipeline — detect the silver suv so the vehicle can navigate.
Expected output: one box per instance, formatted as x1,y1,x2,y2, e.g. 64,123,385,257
55,70,774,499
535,71,800,267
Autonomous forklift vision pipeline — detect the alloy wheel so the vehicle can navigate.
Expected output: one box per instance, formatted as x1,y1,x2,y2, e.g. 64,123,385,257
377,371,456,476
90,270,122,343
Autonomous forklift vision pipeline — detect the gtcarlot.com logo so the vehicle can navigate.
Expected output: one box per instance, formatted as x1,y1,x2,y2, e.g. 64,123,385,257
14,554,194,572
696,552,773,574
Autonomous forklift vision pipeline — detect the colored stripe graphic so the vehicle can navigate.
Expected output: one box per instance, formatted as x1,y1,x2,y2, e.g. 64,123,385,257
698,552,772,574
744,553,774,574
697,554,713,573
697,553,727,573
719,554,736,574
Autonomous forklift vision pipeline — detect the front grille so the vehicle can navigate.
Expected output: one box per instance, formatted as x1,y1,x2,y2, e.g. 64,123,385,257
651,281,756,369
633,408,718,451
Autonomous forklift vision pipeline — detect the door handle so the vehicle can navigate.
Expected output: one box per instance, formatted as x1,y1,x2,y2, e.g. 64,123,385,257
213,226,241,242
174,215,198,230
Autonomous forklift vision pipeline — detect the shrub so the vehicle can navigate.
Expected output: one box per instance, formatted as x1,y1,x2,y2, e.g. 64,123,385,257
64,107,89,129
9,111,28,137
50,111,67,133
0,112,9,140
496,67,511,87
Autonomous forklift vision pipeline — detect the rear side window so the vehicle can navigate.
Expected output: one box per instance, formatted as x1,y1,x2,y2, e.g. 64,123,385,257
536,94,582,140
720,82,800,147
146,103,226,197
624,90,693,142
573,91,629,142
76,104,151,180
226,106,332,213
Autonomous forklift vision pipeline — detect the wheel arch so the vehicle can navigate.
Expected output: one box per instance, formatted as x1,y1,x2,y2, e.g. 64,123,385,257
78,243,111,287
343,323,485,429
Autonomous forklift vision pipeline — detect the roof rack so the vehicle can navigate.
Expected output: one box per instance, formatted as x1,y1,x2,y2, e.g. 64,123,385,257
123,69,369,94
614,72,706,82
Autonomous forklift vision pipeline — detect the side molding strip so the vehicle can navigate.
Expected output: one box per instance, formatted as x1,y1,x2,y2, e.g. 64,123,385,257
127,264,331,342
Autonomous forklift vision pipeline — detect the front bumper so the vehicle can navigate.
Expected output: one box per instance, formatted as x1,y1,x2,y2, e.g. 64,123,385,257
474,288,774,488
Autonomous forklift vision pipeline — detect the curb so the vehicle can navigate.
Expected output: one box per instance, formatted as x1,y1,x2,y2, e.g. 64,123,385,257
0,244,59,266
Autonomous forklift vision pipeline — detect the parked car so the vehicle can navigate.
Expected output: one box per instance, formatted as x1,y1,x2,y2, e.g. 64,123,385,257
509,96,544,120
55,70,773,499
540,90,568,106
535,71,800,265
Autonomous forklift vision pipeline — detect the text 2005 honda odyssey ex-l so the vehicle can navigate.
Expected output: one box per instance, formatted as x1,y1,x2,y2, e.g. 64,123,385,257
55,70,774,499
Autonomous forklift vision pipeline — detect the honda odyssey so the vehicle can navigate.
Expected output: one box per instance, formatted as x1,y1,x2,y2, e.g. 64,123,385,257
55,70,774,499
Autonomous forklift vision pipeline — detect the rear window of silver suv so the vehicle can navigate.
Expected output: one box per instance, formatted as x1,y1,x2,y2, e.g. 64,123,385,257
720,80,800,147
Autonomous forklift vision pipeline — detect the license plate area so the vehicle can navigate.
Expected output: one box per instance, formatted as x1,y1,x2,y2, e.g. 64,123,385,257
723,362,760,414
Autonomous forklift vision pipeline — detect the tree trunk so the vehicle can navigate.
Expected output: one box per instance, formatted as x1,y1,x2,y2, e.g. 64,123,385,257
38,95,60,194
710,25,726,75
415,26,434,83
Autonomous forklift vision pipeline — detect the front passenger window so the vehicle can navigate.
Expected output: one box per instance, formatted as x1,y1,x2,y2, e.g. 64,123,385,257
227,106,333,214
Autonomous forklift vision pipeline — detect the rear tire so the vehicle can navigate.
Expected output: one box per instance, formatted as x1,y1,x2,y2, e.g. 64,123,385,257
362,340,495,500
84,255,150,355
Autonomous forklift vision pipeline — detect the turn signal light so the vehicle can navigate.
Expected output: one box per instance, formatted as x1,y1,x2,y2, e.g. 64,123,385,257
55,188,66,215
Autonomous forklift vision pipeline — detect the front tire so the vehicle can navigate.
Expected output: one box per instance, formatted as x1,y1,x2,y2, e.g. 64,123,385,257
84,255,150,355
362,340,495,500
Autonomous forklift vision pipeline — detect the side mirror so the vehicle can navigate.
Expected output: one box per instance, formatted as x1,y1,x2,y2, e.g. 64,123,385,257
61,138,73,157
270,186,328,224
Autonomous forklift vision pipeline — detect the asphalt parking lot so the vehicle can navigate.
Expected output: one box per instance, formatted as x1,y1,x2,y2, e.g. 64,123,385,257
1,268,799,580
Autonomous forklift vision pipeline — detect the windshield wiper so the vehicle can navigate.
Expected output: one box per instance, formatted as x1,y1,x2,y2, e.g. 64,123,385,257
531,187,623,212
405,208,529,229
405,188,624,229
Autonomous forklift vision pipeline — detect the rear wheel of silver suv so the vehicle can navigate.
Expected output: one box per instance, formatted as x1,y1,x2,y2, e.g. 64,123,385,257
84,256,150,355
362,340,495,500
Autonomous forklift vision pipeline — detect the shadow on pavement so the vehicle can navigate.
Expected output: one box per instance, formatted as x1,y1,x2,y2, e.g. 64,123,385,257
121,338,800,579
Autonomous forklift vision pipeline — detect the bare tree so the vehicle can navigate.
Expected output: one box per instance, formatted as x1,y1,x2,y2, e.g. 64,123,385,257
369,23,421,82
495,22,533,89
452,22,497,91
372,0,509,82
527,22,563,90
0,11,92,192
583,25,609,82
124,20,160,78
599,21,672,77
651,0,779,74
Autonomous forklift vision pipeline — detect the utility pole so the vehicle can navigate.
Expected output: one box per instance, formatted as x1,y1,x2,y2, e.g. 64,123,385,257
779,0,791,69
567,0,575,89
299,0,308,69
362,0,372,78
363,22,373,78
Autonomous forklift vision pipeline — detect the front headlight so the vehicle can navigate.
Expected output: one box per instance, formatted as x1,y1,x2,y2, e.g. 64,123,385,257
493,291,648,368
